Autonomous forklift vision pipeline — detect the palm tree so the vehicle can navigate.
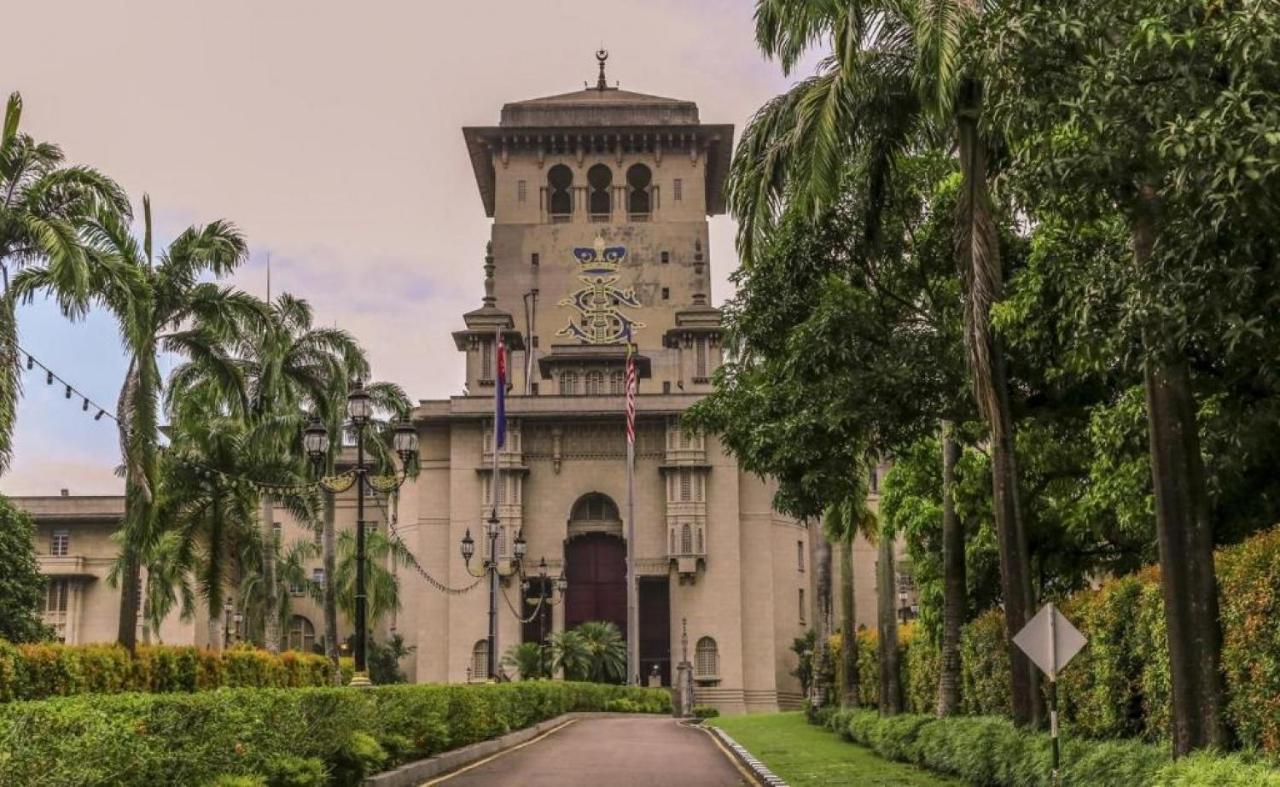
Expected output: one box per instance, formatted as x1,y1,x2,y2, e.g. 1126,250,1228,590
810,521,833,707
503,642,550,680
238,537,320,647
829,482,878,708
575,621,628,684
938,421,964,715
549,629,590,681
734,0,1040,725
334,526,412,634
0,92,130,474
16,197,253,652
156,406,260,651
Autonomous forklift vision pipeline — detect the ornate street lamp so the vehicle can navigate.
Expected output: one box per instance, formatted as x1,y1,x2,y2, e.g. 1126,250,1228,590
303,382,419,687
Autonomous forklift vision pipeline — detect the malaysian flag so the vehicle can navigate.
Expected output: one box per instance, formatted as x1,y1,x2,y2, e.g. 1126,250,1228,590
624,325,636,445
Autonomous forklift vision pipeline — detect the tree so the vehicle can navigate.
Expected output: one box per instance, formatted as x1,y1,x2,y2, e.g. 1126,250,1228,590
937,421,963,716
0,92,130,474
828,486,878,708
738,0,1042,724
574,621,628,684
0,495,52,643
334,526,412,633
874,521,903,715
811,526,833,706
503,642,550,680
18,197,252,652
980,0,1280,751
549,628,590,681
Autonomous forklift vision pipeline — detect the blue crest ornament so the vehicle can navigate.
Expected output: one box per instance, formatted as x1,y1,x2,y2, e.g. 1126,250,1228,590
557,235,645,345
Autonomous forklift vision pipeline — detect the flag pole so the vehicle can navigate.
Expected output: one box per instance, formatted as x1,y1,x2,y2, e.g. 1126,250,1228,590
625,331,639,685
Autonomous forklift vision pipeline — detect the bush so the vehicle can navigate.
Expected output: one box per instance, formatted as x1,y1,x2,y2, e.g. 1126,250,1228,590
691,705,720,719
821,526,1280,759
0,642,332,702
0,681,670,786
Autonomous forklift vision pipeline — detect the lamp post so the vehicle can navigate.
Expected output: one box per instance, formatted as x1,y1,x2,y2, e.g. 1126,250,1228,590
303,381,419,687
523,557,568,677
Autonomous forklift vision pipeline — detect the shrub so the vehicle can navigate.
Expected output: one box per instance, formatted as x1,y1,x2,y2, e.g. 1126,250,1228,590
0,642,332,702
0,681,669,786
691,705,720,719
262,755,327,787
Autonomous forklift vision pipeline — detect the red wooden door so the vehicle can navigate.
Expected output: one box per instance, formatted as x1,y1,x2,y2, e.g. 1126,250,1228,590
564,533,628,638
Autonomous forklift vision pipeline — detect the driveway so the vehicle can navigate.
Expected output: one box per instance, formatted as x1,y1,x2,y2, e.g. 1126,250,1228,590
425,715,756,786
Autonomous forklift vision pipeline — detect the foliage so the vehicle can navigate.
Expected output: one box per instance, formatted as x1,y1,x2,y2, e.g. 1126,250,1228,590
0,641,330,702
548,629,591,682
0,681,670,786
574,621,627,684
502,642,549,681
691,705,720,720
261,755,326,787
364,634,414,686
0,497,52,643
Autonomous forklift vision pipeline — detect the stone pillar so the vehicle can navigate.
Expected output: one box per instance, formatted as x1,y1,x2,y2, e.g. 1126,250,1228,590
675,660,695,717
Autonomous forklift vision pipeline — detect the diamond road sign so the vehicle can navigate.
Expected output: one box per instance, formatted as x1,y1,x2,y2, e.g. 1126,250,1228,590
1013,602,1087,681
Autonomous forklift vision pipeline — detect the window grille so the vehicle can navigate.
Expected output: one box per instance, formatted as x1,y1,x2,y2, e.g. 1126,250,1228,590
695,637,718,678
50,530,70,557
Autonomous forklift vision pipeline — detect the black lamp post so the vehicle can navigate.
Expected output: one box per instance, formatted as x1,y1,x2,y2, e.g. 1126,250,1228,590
304,381,419,687
462,513,527,680
522,557,568,676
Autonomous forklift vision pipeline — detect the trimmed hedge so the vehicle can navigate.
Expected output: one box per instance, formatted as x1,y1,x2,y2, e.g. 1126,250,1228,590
826,526,1280,756
821,708,1280,787
0,680,671,786
0,642,332,702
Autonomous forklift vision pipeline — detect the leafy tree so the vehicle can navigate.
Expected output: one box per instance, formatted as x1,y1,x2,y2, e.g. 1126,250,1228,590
0,92,130,474
739,0,1042,723
334,526,412,633
980,0,1280,751
0,495,52,643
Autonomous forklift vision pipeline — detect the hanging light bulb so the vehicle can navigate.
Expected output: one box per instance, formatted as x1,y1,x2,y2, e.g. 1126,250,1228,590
65,384,72,399
46,371,53,385
95,410,105,421
82,398,89,412
26,356,33,370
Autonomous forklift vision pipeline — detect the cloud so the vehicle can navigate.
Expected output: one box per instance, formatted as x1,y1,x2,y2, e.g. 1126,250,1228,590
0,0,820,494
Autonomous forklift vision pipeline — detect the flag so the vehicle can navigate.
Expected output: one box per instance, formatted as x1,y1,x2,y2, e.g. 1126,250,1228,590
624,325,636,445
495,329,507,449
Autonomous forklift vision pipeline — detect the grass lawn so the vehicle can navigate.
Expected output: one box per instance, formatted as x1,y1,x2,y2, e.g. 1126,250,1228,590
710,712,963,787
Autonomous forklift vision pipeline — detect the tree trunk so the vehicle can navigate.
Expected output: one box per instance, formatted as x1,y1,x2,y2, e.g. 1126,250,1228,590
261,494,281,654
323,493,341,684
876,532,903,714
955,97,1041,727
116,347,158,654
0,286,18,475
811,526,833,708
839,534,859,707
208,611,224,653
1133,200,1227,755
938,420,965,716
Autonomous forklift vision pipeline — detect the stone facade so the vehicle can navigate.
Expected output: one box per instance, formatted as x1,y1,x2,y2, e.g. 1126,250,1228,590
10,65,917,714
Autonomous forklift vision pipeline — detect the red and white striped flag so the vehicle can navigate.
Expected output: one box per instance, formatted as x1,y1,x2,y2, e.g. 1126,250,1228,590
624,327,636,445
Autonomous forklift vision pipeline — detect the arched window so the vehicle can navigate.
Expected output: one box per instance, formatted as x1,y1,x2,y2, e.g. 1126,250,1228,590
287,615,315,653
560,371,578,396
627,164,652,217
572,493,619,523
585,370,605,395
548,164,573,220
588,164,612,219
681,523,692,554
695,636,719,678
472,639,489,680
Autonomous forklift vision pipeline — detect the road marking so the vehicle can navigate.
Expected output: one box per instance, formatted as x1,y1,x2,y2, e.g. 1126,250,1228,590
702,725,764,786
421,718,579,785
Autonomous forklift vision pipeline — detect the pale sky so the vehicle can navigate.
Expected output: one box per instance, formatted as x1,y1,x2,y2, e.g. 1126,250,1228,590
1,0,817,495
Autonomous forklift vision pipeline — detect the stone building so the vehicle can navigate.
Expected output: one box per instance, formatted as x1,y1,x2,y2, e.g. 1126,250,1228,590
10,59,917,713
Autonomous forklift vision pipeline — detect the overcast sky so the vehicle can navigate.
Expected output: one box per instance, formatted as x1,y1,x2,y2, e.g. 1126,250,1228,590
1,0,817,496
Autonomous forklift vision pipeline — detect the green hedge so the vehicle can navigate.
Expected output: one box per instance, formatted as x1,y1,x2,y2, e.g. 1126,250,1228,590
827,526,1280,756
0,642,332,702
821,708,1280,787
0,681,671,786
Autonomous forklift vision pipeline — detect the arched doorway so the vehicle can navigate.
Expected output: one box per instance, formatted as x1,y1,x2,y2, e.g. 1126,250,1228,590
564,493,627,637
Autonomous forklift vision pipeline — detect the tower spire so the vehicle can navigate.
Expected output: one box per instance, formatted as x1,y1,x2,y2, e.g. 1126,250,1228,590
482,241,496,308
595,48,609,91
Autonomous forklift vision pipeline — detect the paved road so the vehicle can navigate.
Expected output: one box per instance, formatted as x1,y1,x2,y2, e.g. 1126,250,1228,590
427,715,755,787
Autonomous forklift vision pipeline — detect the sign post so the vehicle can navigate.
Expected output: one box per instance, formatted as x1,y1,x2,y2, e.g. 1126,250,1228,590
1012,602,1087,787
